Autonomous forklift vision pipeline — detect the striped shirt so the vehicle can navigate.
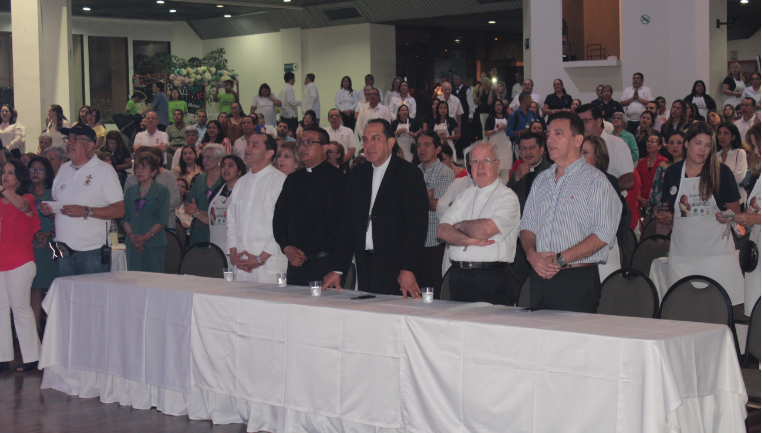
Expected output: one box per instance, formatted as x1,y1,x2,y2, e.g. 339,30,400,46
519,157,622,264
419,159,454,247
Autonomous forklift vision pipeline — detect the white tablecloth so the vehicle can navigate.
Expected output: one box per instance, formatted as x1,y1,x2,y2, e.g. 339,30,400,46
111,247,127,272
39,272,748,433
650,257,670,300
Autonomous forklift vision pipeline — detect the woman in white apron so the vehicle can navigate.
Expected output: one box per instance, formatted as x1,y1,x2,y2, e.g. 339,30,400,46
684,80,717,120
391,105,421,162
663,123,744,304
206,155,245,269
432,100,459,158
722,63,746,109
483,99,513,184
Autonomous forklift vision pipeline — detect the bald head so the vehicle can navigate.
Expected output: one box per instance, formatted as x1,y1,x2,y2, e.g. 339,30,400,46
441,81,452,97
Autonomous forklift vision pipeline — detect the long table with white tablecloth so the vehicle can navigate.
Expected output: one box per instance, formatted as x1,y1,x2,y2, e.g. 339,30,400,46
38,272,747,433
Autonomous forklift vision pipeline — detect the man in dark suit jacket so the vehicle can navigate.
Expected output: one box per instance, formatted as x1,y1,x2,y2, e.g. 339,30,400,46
322,119,429,298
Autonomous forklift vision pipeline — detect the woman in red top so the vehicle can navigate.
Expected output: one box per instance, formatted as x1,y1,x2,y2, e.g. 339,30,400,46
635,131,668,210
0,159,42,373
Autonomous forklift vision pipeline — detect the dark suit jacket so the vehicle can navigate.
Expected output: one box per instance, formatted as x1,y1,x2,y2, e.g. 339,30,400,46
332,155,428,295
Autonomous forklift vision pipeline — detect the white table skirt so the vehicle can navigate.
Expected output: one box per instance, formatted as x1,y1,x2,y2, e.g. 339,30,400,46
111,248,127,272
39,272,748,433
650,257,671,300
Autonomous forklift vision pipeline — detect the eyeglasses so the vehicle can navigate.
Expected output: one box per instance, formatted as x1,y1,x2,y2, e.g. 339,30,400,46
469,158,499,167
296,140,324,148
740,104,753,108
29,167,46,174
328,114,341,118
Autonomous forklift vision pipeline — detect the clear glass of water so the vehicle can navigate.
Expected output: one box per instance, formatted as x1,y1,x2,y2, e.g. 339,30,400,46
277,273,287,287
223,269,234,281
309,281,322,297
422,287,434,303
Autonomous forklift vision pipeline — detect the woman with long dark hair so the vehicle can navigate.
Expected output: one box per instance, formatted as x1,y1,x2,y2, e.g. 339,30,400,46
0,159,41,372
660,100,688,139
101,131,132,188
651,131,686,231
634,111,658,158
201,119,232,155
251,83,281,127
717,122,748,203
335,76,358,130
684,80,716,120
46,105,70,148
296,110,317,141
391,104,421,162
542,78,573,117
28,156,57,338
0,104,24,158
205,154,245,267
86,107,106,148
73,105,90,126
661,122,743,303
172,144,203,187
432,99,460,157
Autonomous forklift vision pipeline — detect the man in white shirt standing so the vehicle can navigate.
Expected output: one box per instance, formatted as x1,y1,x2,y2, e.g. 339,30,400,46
735,97,760,143
327,108,355,164
619,72,653,134
354,85,372,120
227,133,287,283
134,111,169,166
438,82,464,130
356,88,392,147
577,104,635,192
365,74,383,104
278,72,301,135
508,79,544,113
302,73,321,125
511,72,524,99
39,124,125,276
438,141,521,305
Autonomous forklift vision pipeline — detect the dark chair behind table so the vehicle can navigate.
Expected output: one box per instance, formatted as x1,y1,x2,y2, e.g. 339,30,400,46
164,229,184,274
641,216,659,240
342,261,357,292
742,298,760,405
178,242,227,278
516,276,531,309
598,268,659,318
629,234,671,276
618,241,627,269
624,228,638,267
174,216,187,250
659,275,740,355
642,214,654,233
440,266,452,301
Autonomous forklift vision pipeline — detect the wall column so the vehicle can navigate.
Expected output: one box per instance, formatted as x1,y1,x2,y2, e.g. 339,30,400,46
42,0,75,125
11,0,44,144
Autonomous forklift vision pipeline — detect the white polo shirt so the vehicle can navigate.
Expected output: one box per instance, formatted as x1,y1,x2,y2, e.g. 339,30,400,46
327,125,355,155
601,131,635,184
134,129,169,164
52,157,124,251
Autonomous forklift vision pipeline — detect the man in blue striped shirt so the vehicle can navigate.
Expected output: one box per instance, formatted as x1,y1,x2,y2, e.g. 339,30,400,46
519,112,622,313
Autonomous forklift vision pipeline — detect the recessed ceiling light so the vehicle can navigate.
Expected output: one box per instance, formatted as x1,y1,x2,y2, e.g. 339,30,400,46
284,0,291,2
488,21,496,24
455,39,460,42
494,38,498,41
83,6,91,10
224,14,231,17
157,0,164,3
217,4,224,7
169,9,176,13
741,0,748,3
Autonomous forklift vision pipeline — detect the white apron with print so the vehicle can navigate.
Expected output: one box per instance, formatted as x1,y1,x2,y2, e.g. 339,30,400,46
209,188,232,268
488,118,513,171
433,122,456,158
668,164,744,304
396,122,414,162
744,180,761,315
725,77,746,108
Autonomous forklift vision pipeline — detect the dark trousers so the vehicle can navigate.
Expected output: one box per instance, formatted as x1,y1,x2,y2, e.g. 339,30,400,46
281,116,298,135
529,266,601,313
509,239,532,296
450,265,514,306
341,113,356,131
419,243,446,299
287,256,333,286
626,120,639,134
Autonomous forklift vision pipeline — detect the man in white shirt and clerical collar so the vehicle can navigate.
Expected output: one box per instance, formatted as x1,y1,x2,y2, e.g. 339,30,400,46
227,133,287,282
437,141,521,305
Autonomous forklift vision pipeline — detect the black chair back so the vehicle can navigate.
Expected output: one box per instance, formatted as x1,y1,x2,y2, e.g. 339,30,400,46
598,268,659,318
641,217,658,240
624,228,638,267
343,262,357,291
745,297,761,368
618,240,627,269
517,276,530,308
164,229,183,274
630,234,670,275
441,266,452,301
178,242,227,278
174,216,187,249
642,214,654,232
659,275,735,326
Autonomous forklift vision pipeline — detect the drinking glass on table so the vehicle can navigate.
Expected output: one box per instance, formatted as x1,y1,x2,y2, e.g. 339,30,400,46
310,281,321,296
422,287,434,303
277,272,287,287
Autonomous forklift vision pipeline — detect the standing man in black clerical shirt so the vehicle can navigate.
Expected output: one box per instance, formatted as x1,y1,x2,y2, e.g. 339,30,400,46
273,126,347,286
322,119,428,298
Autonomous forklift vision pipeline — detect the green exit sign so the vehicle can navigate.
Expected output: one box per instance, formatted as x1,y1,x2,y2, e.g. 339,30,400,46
284,63,299,72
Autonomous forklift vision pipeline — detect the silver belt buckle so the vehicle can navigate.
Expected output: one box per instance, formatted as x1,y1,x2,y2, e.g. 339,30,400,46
463,262,473,269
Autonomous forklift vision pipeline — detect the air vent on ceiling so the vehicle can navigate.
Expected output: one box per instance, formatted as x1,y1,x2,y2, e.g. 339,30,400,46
323,7,362,21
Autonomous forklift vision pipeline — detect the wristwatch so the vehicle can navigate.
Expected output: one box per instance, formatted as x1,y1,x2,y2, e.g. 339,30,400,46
556,253,567,268
256,255,265,266
84,206,93,222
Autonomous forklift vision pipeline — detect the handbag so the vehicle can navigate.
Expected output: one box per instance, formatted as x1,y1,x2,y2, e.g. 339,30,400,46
739,239,758,273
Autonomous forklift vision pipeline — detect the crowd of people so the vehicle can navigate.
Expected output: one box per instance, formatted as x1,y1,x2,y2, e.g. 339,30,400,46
0,64,760,375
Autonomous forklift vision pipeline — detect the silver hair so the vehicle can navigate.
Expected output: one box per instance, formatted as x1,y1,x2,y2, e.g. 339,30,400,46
43,146,68,162
184,125,199,136
38,133,53,141
202,143,226,159
471,141,498,159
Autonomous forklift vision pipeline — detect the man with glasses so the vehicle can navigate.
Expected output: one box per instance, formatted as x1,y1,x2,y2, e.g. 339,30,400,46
273,127,346,286
734,97,759,142
39,125,125,276
322,119,428,298
134,111,169,166
356,88,392,146
326,108,354,164
576,104,634,192
519,112,621,313
437,141,521,305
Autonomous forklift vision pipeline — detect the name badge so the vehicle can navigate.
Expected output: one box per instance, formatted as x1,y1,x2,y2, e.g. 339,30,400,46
670,186,677,195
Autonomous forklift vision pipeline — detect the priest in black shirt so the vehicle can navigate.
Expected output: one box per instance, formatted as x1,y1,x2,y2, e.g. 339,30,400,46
273,126,347,286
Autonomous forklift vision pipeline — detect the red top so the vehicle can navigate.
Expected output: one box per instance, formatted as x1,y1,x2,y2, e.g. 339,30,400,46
510,159,523,175
0,195,41,272
626,171,642,230
455,169,468,179
635,155,667,205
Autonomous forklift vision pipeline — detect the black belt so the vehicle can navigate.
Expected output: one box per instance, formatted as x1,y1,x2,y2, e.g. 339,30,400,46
305,251,331,261
365,250,374,257
452,261,508,270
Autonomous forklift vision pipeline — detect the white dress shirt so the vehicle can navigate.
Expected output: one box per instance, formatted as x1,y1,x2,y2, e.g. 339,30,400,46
601,131,635,179
356,104,393,137
384,90,399,108
438,95,464,121
278,83,301,119
226,164,287,281
328,125,355,155
440,178,521,263
511,83,522,99
620,85,654,122
355,99,369,113
389,94,417,120
365,155,392,250
302,82,321,119
735,115,759,144
508,93,544,111
335,89,359,113
134,129,170,164
251,96,277,126
233,134,251,161
723,147,748,203
454,85,476,119
0,122,24,152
